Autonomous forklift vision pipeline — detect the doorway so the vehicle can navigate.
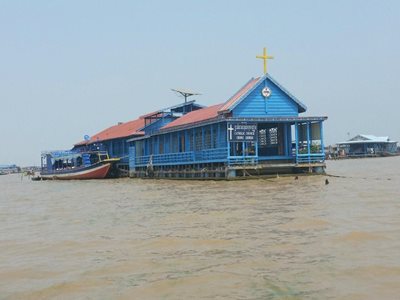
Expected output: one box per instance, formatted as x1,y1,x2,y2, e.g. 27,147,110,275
257,123,285,156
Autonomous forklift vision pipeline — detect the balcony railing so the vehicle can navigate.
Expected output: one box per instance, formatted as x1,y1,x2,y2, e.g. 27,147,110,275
130,148,325,168
296,153,325,163
228,157,258,166
134,147,228,166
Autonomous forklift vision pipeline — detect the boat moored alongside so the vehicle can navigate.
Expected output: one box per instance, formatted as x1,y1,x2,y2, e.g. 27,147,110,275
36,148,120,180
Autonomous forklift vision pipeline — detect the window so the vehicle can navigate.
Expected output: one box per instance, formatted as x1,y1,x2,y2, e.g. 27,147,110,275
267,127,278,145
171,133,178,153
219,124,227,148
179,132,185,152
159,135,164,154
212,125,217,148
259,129,267,146
189,130,194,151
230,142,243,156
195,129,202,150
244,142,256,156
204,126,211,149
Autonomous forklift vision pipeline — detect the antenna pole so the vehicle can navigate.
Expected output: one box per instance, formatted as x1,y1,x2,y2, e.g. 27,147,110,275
171,89,201,104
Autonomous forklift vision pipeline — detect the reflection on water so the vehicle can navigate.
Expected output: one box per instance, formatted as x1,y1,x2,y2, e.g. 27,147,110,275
1,157,400,299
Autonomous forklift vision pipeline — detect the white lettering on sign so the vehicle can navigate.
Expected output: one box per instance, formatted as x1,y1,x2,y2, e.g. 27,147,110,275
228,122,258,142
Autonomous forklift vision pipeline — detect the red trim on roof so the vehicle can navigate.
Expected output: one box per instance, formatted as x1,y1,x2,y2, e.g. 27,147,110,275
159,78,260,130
75,118,145,146
139,110,160,119
218,77,260,113
162,104,224,130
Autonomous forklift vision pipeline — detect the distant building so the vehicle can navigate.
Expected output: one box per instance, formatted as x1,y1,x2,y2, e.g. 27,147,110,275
337,134,398,157
0,164,20,173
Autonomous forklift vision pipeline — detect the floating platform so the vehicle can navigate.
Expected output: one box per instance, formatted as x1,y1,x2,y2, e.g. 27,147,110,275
129,161,325,180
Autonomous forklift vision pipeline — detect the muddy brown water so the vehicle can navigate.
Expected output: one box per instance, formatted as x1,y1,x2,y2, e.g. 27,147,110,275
1,157,400,299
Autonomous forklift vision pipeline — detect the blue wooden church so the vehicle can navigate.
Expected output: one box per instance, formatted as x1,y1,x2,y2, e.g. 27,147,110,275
127,52,327,178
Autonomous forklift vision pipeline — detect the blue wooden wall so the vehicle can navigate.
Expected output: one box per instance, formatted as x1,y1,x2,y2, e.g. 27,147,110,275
104,138,129,163
233,78,299,117
143,116,177,135
129,119,325,167
131,122,229,167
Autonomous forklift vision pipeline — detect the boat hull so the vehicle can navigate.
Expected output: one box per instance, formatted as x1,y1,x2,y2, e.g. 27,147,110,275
40,163,112,180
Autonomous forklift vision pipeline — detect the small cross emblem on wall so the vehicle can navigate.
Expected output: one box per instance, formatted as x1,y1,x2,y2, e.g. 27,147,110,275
228,124,234,140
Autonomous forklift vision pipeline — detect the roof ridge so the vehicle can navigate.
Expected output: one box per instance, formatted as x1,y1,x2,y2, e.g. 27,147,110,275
161,103,224,130
74,117,145,146
218,77,261,113
265,74,307,112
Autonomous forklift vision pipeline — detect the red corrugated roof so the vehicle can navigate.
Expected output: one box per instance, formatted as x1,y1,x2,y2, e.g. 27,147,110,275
139,110,159,119
218,77,260,112
162,103,224,130
75,77,262,141
75,118,145,146
161,77,261,130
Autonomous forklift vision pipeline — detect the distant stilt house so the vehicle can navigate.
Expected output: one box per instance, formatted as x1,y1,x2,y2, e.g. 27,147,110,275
127,73,328,179
0,164,19,174
337,134,398,157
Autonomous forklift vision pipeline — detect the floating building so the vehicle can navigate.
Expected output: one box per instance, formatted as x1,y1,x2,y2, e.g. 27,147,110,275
127,72,327,179
72,49,328,179
336,134,398,157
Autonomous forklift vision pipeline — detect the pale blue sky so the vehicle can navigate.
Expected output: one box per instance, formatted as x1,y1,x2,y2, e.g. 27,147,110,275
1,0,399,166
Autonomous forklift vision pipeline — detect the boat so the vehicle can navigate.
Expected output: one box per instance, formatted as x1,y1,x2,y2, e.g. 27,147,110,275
36,147,119,180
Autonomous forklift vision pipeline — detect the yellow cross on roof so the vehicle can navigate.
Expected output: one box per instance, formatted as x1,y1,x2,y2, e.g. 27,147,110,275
256,47,274,74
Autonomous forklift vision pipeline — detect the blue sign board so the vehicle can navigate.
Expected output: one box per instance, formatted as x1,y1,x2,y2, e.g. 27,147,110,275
227,122,258,142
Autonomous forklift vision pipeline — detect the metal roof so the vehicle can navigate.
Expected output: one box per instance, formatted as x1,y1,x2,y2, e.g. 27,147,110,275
0,164,17,168
41,150,81,160
337,134,397,145
218,73,307,114
139,100,204,119
75,102,203,146
357,134,389,142
229,116,327,122
218,77,260,113
161,103,224,130
155,115,327,136
75,118,145,146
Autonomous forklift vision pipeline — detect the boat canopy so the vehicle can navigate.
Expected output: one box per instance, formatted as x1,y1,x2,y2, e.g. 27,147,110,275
41,150,81,161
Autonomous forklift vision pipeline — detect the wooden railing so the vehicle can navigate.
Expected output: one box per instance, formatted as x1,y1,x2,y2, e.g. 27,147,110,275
296,153,325,163
134,148,228,166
